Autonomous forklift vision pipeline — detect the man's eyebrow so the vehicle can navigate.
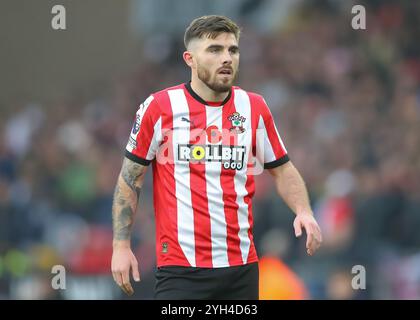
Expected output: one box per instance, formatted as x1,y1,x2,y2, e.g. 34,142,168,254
206,44,224,50
206,44,239,50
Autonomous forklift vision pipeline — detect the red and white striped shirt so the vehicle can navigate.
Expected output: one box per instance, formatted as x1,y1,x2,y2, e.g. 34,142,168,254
125,82,289,268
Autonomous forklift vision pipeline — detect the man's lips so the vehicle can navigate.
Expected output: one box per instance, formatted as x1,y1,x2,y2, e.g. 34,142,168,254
218,68,233,75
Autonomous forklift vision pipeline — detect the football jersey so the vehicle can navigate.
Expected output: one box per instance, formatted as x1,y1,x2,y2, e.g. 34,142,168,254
125,82,289,268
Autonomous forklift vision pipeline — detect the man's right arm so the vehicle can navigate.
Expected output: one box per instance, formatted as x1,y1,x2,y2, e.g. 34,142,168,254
111,157,147,296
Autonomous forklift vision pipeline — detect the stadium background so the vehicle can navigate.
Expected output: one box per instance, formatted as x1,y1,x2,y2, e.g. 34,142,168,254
1,0,419,299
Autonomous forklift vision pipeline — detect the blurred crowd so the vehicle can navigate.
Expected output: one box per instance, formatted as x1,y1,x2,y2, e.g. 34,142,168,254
1,0,420,299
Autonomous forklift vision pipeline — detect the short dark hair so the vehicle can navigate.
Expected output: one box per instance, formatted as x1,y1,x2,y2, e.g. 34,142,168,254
184,15,241,49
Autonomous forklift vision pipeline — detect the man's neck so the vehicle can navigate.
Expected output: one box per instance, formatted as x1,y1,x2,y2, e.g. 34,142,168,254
190,78,230,103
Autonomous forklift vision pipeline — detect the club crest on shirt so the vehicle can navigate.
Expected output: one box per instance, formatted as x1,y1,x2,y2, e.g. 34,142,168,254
228,112,246,133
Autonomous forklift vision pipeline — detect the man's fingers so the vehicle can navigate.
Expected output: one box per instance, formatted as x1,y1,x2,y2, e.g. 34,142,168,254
316,226,323,243
121,282,134,296
113,271,133,295
312,225,322,246
121,269,131,286
305,224,314,250
131,260,141,282
112,272,123,286
316,233,322,247
307,224,322,255
295,216,322,256
121,270,135,296
112,269,135,296
294,219,302,237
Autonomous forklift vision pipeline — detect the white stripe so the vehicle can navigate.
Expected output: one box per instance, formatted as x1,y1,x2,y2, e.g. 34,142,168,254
168,89,196,267
145,117,162,160
233,89,252,264
205,106,229,267
136,95,154,131
258,115,277,163
126,95,155,153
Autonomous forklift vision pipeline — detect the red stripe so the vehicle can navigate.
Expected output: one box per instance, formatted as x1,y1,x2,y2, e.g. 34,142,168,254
184,90,213,267
221,93,244,265
153,90,189,266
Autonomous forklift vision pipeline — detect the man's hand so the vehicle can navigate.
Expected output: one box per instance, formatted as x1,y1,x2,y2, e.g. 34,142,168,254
111,244,140,296
268,162,322,256
293,213,322,256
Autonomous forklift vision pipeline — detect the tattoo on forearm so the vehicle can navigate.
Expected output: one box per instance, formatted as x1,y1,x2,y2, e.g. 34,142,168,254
112,158,146,241
113,205,134,241
121,159,144,200
112,184,132,241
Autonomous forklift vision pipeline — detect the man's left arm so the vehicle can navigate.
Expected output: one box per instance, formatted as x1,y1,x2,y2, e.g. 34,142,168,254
268,161,322,255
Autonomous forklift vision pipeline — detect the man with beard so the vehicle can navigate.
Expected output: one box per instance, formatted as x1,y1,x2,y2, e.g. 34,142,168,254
111,15,322,299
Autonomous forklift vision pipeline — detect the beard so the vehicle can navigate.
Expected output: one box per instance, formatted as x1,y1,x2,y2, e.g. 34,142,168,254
197,62,238,93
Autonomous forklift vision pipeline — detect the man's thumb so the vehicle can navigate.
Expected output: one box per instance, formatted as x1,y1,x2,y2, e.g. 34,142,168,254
294,220,302,237
132,262,141,282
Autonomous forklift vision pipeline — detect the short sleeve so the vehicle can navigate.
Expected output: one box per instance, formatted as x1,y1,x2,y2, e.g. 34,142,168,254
125,95,162,165
257,97,289,169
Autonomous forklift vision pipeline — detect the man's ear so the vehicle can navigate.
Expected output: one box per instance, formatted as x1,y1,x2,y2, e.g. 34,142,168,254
183,51,194,68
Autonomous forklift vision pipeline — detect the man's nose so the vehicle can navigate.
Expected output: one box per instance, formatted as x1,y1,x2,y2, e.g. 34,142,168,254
221,50,233,65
